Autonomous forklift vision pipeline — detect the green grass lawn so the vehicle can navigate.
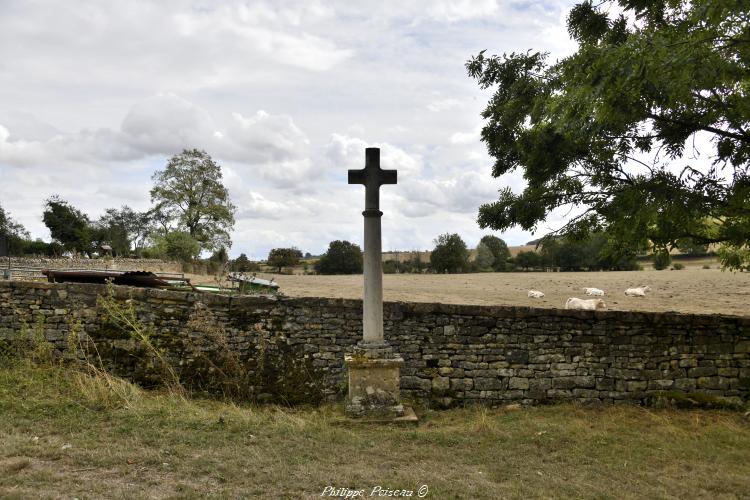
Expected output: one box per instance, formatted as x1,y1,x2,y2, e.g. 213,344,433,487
1,362,749,499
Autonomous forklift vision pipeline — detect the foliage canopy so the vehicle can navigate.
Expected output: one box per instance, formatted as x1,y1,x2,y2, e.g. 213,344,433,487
514,250,542,271
42,196,92,255
267,247,303,273
541,233,640,271
479,235,512,271
315,240,363,275
474,243,495,271
468,0,750,269
97,206,152,256
430,233,469,273
0,203,29,255
151,149,236,253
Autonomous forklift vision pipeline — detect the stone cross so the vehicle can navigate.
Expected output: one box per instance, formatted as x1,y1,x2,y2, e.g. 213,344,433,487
348,148,397,345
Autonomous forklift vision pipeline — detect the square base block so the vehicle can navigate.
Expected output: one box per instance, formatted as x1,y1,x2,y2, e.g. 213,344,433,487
345,353,404,418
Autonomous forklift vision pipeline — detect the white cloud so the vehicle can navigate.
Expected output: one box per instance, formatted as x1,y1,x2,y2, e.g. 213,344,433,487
121,93,216,155
430,0,500,22
223,110,309,163
0,0,581,257
172,3,351,72
237,191,302,220
325,133,423,178
2,94,312,174
394,170,500,217
427,98,463,112
450,129,480,145
0,123,137,167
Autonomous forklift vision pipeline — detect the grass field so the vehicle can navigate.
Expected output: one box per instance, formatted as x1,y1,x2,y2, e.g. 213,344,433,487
248,262,750,317
1,362,749,499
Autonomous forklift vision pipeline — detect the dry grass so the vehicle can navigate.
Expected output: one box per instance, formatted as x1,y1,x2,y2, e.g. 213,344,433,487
246,263,750,316
1,362,749,499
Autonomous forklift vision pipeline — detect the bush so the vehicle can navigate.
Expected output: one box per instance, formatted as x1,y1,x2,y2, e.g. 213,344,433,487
702,264,711,269
165,232,201,262
315,240,363,274
210,247,229,265
430,233,468,273
652,251,671,270
515,251,542,270
672,263,685,270
382,260,399,274
474,243,495,271
382,256,428,274
231,253,261,272
267,247,302,273
478,235,511,271
19,239,63,257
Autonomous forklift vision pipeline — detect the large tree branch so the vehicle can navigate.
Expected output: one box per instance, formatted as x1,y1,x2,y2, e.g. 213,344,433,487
646,112,750,142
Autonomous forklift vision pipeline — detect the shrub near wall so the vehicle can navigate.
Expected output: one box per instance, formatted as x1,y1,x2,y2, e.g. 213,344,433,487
0,281,748,407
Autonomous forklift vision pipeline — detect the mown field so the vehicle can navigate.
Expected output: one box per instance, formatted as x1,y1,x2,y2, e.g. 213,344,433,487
1,362,749,499
259,262,750,316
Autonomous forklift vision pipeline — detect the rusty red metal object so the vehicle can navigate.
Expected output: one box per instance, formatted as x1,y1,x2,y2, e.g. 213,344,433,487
42,269,187,289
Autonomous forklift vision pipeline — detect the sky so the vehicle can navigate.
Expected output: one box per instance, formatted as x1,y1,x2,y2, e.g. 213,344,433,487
0,0,580,259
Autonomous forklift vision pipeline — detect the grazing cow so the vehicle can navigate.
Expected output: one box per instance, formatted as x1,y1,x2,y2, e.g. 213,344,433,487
625,285,651,297
528,290,545,298
582,287,605,296
565,297,607,310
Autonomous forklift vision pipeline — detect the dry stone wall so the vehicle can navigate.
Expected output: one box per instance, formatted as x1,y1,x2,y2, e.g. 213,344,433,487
5,257,182,273
1,281,748,407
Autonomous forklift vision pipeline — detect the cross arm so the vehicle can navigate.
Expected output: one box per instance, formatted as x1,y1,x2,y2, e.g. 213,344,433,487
348,169,366,185
380,169,397,185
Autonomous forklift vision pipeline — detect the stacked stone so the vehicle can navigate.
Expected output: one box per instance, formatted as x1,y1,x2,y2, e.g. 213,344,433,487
4,256,182,273
1,281,748,407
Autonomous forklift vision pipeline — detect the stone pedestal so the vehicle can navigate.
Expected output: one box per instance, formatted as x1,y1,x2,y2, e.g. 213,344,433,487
345,344,405,418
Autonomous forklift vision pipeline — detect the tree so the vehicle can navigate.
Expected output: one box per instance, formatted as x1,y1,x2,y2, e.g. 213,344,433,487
315,241,363,275
42,196,92,255
210,247,229,265
474,243,495,271
150,149,236,253
540,233,640,271
231,253,260,272
93,211,128,257
164,231,201,262
515,251,542,271
0,203,29,255
479,235,512,271
267,247,302,273
430,233,468,273
467,1,750,270
97,206,152,256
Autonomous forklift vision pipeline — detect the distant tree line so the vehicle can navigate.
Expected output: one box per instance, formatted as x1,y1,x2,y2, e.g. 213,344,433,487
389,231,710,274
226,229,708,277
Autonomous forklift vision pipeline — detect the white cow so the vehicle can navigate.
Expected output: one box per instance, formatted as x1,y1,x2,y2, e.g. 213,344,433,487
528,290,545,298
565,297,607,310
625,285,651,297
582,287,605,296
